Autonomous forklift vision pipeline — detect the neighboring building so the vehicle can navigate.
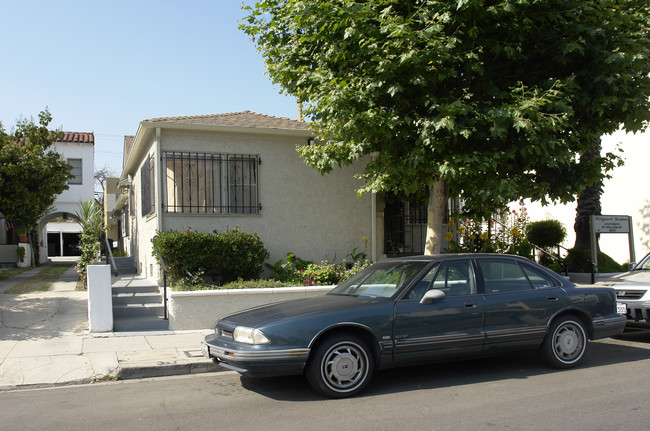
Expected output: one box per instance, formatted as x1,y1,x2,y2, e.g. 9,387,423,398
0,132,95,264
112,111,379,280
39,132,95,262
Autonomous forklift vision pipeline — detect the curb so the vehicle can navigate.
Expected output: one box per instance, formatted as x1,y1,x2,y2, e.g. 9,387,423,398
0,360,226,392
117,360,224,380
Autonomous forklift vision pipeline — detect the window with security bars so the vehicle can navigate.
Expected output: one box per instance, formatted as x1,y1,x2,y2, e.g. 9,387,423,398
141,154,155,217
162,152,260,214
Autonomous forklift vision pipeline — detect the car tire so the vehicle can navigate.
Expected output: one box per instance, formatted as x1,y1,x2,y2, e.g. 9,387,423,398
305,333,374,398
540,315,588,369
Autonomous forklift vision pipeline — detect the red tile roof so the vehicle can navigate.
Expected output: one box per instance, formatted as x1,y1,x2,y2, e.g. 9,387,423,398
58,132,94,144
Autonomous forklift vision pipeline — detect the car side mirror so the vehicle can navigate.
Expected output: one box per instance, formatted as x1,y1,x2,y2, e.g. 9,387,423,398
420,289,446,305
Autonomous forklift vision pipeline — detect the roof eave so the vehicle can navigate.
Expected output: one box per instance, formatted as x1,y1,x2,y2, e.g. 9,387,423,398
120,121,314,180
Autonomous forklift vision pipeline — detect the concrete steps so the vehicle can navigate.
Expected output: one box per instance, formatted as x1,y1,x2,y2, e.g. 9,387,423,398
113,256,137,275
113,315,169,331
112,282,168,331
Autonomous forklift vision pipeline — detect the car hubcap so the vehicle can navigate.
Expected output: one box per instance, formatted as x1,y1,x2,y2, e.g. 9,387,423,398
553,321,585,363
321,342,368,392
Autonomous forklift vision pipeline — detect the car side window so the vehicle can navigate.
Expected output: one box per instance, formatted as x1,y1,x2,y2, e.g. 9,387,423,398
407,261,475,300
407,263,439,300
479,260,532,293
521,264,557,289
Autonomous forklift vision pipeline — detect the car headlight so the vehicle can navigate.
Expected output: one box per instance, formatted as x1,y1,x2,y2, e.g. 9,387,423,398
233,326,270,345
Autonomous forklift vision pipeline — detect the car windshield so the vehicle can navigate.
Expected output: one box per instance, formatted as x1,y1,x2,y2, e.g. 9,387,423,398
634,253,650,270
329,261,429,298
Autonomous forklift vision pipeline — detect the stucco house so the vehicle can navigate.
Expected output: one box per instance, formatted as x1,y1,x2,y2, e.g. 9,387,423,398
0,132,95,265
112,111,417,280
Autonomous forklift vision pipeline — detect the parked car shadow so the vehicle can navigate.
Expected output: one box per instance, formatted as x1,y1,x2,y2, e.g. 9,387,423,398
239,337,650,402
615,326,650,343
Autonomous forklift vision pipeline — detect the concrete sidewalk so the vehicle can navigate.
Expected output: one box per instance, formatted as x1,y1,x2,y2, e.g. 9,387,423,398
0,259,220,390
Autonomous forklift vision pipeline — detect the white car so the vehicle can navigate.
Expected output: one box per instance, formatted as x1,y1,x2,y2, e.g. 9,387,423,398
598,252,650,326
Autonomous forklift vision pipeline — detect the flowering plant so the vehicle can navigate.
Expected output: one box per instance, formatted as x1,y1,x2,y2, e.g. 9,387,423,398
446,202,532,258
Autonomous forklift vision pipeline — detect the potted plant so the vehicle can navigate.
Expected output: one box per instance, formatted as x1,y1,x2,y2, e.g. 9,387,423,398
17,228,28,243
16,246,27,268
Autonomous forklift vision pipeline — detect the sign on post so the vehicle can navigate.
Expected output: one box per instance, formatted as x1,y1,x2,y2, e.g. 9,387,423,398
592,216,630,233
589,215,635,273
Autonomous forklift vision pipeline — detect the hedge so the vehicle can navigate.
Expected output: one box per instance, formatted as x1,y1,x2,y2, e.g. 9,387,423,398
152,227,269,285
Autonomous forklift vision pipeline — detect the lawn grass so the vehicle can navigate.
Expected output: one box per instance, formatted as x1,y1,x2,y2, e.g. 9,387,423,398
4,265,72,294
0,267,32,281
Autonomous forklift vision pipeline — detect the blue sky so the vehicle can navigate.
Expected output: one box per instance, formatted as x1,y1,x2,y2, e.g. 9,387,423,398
0,0,297,177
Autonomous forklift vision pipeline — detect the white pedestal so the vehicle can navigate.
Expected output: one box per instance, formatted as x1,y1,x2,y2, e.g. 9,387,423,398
16,243,31,268
87,264,113,332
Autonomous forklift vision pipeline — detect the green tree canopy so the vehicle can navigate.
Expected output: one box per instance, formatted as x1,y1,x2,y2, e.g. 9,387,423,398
0,110,73,231
242,0,650,253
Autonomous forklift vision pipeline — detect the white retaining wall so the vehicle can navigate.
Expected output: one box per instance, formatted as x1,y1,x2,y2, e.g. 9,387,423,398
167,286,334,330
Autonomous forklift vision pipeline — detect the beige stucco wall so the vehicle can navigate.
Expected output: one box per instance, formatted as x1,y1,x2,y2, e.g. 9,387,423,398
156,128,373,272
131,135,160,279
167,286,333,330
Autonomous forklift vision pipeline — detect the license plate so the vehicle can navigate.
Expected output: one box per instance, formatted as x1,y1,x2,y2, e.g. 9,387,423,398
617,302,627,315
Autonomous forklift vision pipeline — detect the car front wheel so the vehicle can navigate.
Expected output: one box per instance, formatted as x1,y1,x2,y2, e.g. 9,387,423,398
305,334,374,398
540,315,588,368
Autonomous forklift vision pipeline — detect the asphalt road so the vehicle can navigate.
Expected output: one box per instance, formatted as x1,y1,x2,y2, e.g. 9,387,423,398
2,330,650,431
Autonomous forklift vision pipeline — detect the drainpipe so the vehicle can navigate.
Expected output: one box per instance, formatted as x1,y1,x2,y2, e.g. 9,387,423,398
155,127,162,234
155,128,163,283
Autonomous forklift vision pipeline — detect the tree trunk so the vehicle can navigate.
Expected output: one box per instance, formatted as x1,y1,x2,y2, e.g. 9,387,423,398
573,138,603,252
425,180,447,255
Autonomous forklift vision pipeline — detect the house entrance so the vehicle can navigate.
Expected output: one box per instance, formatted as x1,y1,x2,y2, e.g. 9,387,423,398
47,232,81,257
383,194,427,256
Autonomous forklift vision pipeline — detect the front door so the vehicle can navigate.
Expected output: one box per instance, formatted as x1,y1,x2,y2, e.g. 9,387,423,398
392,259,485,366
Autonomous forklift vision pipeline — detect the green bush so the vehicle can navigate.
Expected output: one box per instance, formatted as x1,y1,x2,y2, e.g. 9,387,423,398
268,252,373,286
216,228,270,283
266,252,313,283
565,248,626,273
525,219,567,248
153,227,269,285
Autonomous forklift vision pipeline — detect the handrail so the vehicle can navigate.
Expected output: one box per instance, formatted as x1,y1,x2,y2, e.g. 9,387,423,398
104,236,118,276
531,244,569,276
553,244,597,284
155,251,169,320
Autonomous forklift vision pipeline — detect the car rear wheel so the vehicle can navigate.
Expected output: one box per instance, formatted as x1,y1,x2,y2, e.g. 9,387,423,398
305,334,374,398
540,316,587,368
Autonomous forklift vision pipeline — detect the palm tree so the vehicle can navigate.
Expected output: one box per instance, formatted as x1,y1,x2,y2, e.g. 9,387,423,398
75,200,103,287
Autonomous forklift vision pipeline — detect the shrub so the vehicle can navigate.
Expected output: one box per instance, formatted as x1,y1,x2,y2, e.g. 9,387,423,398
526,219,567,248
215,228,270,283
16,246,25,262
565,249,626,273
266,252,313,283
153,227,269,285
446,203,532,258
301,261,340,285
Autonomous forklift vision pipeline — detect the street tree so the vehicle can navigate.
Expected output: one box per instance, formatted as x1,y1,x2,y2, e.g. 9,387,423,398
94,164,116,193
241,0,650,254
0,110,73,235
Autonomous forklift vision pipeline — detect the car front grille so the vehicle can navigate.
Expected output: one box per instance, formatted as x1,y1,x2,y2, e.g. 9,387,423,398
616,290,646,300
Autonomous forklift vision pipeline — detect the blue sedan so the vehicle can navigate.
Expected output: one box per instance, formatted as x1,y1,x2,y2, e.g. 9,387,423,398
203,254,625,398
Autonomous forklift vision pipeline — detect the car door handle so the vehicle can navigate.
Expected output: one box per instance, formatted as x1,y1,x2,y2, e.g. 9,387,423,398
465,303,478,308
547,296,559,302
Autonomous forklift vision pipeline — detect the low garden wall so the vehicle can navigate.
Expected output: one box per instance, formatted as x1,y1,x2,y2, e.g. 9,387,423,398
167,285,334,330
0,245,18,265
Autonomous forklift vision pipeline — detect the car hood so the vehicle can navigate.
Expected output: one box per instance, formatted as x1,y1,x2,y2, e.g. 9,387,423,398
219,294,386,328
598,270,650,288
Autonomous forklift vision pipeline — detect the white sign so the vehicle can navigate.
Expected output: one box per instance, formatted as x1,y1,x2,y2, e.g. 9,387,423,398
592,215,630,233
